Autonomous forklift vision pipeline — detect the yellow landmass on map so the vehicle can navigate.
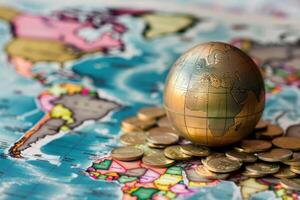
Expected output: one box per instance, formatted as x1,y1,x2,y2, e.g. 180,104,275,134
0,6,20,22
5,38,82,63
240,178,268,200
50,104,74,125
141,13,196,39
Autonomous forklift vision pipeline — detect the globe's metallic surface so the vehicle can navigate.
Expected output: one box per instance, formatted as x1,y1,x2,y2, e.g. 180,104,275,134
164,42,265,146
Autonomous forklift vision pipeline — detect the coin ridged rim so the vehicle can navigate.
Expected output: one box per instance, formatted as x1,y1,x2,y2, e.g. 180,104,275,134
120,132,147,145
137,107,165,120
202,156,242,173
225,150,257,163
146,142,167,149
273,167,297,178
195,165,229,180
242,169,265,178
254,120,269,131
259,124,283,138
238,140,272,153
257,148,293,162
290,166,300,174
121,116,156,130
164,145,192,161
111,146,144,161
142,152,175,168
272,137,300,151
180,144,210,157
280,178,300,191
147,130,179,145
245,163,280,174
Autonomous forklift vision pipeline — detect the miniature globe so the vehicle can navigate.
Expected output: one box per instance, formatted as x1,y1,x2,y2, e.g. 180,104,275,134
164,42,265,146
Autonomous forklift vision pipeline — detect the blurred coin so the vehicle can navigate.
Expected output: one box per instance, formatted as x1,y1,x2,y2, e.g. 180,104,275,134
290,166,300,174
246,163,280,175
280,178,300,191
121,124,141,133
286,124,300,138
147,127,179,145
111,146,144,161
273,167,296,178
120,132,147,145
283,152,300,166
142,152,174,168
206,153,225,161
236,140,272,153
146,142,166,149
195,165,229,180
137,107,165,120
157,116,172,128
164,145,192,161
202,156,241,173
255,120,269,131
225,150,257,163
272,136,300,151
137,144,163,156
257,148,292,162
256,124,283,139
242,169,265,178
122,116,156,131
180,144,210,157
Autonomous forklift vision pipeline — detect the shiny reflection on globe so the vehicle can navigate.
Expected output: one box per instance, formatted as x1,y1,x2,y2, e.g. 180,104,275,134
164,42,265,146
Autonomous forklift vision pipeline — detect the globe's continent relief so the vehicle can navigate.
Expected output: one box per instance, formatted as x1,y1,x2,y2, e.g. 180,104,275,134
164,42,265,145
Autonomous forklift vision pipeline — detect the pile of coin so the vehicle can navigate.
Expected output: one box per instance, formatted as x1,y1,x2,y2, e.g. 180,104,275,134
111,107,300,191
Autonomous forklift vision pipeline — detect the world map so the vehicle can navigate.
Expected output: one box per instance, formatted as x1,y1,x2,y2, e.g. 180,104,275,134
1,0,300,199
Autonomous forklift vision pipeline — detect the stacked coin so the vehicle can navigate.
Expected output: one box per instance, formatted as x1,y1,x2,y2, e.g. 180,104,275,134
111,109,300,191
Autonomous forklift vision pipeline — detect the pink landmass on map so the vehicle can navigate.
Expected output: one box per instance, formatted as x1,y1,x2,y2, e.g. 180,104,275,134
12,14,123,51
10,56,33,78
38,94,56,112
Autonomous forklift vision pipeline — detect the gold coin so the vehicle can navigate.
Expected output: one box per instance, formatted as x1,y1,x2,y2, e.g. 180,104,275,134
255,120,269,131
202,156,242,173
120,132,147,145
272,136,300,151
121,116,156,131
206,152,224,159
236,140,272,153
121,124,141,133
137,107,165,120
245,163,280,174
274,167,297,178
157,116,172,128
280,178,300,191
256,124,283,139
146,142,167,149
147,127,179,145
180,144,210,157
257,148,292,162
290,166,300,174
283,152,300,166
242,169,265,178
137,144,163,156
164,145,192,160
111,146,144,161
142,152,175,168
225,150,257,163
286,124,300,138
195,165,229,180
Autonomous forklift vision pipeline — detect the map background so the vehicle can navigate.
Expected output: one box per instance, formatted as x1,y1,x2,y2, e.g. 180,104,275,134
0,0,300,199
